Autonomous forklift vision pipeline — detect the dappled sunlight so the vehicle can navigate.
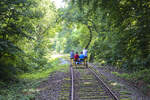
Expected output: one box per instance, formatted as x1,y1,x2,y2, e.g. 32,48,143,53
83,82,92,85
19,58,68,80
51,51,69,59
51,0,66,8
51,53,64,59
110,82,118,86
23,88,40,93
110,82,124,89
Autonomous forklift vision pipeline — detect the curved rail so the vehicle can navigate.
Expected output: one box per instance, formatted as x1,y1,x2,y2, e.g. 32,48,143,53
88,66,119,100
70,65,74,100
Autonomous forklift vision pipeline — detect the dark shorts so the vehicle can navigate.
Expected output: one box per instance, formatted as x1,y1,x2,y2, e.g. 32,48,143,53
80,59,84,62
74,59,78,62
84,56,87,59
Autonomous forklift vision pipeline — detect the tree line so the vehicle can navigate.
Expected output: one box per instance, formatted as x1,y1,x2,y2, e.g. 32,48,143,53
0,0,57,81
56,0,150,71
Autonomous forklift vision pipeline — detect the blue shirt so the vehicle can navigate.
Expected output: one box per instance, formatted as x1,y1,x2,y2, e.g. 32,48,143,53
70,52,74,58
79,54,84,59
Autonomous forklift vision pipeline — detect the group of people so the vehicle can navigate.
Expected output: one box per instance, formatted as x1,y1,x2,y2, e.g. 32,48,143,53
70,48,88,66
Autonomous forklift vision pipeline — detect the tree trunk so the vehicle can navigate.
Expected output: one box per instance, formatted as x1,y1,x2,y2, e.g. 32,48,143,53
85,26,92,49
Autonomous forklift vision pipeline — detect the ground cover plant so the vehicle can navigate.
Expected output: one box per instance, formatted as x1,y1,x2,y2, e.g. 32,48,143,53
0,58,68,100
112,69,150,95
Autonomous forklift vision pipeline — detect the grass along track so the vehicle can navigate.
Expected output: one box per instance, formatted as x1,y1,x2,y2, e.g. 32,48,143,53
70,65,119,100
58,64,133,100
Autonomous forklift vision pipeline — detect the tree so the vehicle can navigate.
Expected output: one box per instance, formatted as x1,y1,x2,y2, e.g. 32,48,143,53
57,0,150,70
0,0,57,81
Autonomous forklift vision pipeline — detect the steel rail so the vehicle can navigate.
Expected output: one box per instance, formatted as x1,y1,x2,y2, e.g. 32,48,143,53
70,65,74,100
88,66,120,100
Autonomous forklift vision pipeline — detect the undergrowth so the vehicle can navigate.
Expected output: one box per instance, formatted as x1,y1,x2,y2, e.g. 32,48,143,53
112,69,150,94
0,58,69,100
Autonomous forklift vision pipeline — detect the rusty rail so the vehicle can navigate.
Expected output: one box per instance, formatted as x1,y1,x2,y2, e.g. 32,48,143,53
70,65,74,100
88,66,119,100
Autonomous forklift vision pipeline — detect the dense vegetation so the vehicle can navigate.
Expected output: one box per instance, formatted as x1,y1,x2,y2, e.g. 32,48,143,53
55,0,150,94
57,0,150,71
0,0,150,98
0,0,69,99
0,0,57,81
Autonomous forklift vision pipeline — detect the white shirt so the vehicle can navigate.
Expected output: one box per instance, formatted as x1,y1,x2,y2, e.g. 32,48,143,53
83,49,88,56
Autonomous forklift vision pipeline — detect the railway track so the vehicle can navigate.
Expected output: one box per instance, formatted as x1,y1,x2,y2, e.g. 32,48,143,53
70,65,119,100
58,64,133,100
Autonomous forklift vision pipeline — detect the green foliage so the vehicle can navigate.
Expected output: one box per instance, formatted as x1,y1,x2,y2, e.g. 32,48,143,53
55,4,99,53
19,58,68,80
112,69,150,94
0,0,57,81
112,69,150,84
0,81,36,100
1,0,150,96
0,58,69,100
65,0,150,70
130,69,150,84
112,72,131,80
